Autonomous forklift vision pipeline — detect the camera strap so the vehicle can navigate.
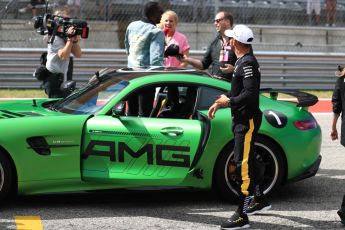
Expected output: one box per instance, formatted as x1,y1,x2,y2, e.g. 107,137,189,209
48,25,59,44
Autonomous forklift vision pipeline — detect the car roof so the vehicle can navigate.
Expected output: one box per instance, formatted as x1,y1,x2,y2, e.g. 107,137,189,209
95,67,215,82
116,66,212,77
90,67,230,93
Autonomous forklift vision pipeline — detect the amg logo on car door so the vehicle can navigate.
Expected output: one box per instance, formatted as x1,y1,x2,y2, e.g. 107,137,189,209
82,140,191,168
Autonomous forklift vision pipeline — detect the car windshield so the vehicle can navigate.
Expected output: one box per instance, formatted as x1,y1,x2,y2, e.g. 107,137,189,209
52,77,129,114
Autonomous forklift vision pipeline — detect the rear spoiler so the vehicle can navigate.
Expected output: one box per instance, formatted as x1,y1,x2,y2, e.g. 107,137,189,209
260,88,318,107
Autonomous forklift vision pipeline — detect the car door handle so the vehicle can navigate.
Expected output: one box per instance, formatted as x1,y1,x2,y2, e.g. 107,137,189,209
160,127,184,137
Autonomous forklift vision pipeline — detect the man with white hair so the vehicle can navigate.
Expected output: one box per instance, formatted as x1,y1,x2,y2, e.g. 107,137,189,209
208,24,270,229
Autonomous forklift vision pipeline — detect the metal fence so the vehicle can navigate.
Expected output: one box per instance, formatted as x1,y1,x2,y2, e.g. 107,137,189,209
2,0,345,25
0,48,342,90
1,0,345,49
3,0,343,24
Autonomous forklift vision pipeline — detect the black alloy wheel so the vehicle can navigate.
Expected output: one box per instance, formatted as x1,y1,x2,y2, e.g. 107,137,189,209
214,136,285,201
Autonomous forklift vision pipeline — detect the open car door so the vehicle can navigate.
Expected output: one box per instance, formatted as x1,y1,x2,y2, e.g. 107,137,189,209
81,115,203,186
81,83,205,186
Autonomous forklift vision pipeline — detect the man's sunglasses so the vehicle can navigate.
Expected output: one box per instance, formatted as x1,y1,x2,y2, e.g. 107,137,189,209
214,18,224,23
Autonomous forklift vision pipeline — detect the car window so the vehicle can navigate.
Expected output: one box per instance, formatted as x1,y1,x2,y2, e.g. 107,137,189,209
118,84,199,119
197,86,226,110
53,79,129,114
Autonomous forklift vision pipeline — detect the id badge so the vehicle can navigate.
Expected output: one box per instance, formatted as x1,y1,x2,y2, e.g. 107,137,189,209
223,46,231,62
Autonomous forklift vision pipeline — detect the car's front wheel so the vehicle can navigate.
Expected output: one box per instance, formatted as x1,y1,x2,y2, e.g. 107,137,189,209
0,152,13,203
214,136,285,201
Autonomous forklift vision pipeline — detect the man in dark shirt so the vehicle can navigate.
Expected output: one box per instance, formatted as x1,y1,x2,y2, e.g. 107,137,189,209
208,24,270,230
180,11,236,81
330,67,345,226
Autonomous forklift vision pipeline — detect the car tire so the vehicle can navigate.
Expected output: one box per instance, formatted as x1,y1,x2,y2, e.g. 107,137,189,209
0,153,13,203
214,136,285,201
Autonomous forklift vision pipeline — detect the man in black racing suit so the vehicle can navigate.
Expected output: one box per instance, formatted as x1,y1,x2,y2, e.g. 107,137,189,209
208,24,271,230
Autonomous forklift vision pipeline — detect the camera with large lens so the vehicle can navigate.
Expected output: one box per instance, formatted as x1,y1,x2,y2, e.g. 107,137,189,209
33,13,89,42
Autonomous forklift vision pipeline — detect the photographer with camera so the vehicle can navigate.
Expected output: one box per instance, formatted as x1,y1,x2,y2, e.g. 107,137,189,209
44,6,82,98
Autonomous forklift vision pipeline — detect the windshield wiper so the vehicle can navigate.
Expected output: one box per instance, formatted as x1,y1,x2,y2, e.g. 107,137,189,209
88,71,102,84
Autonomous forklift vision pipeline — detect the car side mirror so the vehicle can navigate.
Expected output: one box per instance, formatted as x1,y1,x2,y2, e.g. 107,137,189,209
112,101,126,117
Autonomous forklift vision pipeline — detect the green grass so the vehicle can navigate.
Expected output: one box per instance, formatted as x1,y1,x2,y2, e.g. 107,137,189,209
0,89,334,99
0,89,47,98
306,90,333,98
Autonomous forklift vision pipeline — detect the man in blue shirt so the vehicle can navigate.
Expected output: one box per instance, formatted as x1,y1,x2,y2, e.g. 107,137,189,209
124,1,164,117
125,1,165,68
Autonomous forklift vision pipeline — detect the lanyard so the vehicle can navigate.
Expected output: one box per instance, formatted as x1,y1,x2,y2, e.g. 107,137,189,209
219,38,231,62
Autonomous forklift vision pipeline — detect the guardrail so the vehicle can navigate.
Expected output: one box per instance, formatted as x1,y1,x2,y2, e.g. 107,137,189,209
0,48,343,90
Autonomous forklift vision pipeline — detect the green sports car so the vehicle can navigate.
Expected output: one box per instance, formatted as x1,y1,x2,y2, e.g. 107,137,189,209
0,68,321,202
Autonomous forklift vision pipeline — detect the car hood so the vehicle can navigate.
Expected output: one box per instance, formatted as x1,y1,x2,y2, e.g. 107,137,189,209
0,99,58,119
0,109,45,119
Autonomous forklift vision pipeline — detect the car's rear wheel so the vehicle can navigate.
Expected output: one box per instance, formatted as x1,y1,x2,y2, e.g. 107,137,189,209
0,152,13,203
214,136,285,201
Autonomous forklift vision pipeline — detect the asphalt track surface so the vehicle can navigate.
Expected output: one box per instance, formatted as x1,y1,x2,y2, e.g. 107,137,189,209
0,113,344,230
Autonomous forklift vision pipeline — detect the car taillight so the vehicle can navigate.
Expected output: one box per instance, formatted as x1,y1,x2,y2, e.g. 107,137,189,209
293,120,318,130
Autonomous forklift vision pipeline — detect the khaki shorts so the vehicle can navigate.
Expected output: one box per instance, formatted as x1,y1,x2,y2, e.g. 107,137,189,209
307,0,321,15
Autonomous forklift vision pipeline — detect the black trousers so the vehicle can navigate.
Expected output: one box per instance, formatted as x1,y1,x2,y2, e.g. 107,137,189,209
342,194,345,208
127,87,155,117
232,114,263,214
232,114,262,198
44,73,64,98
